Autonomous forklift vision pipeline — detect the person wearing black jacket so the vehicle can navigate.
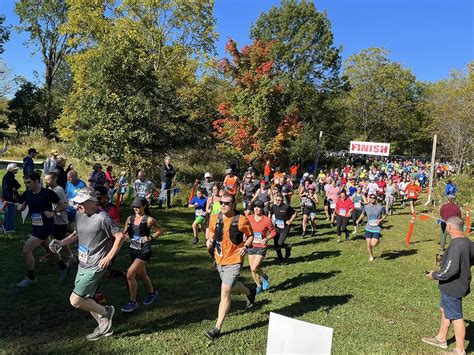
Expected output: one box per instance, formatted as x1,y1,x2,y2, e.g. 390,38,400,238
23,148,37,177
423,217,473,354
53,156,72,189
2,163,21,232
270,193,297,262
158,156,175,209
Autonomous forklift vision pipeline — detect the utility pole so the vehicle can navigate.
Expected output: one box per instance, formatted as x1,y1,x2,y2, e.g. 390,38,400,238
425,134,437,205
314,131,323,173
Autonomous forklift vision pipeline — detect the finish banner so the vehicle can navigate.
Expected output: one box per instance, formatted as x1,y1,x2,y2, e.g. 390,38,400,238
349,141,390,156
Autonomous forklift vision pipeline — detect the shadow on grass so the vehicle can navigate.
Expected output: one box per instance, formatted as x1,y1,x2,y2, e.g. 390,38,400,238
291,237,332,247
266,250,341,266
380,249,418,260
464,320,473,352
268,271,341,293
410,239,434,244
222,294,353,336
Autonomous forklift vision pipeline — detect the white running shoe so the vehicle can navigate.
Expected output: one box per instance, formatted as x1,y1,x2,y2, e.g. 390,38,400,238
368,256,374,262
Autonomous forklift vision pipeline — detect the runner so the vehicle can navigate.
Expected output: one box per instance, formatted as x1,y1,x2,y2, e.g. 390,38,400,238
44,172,74,266
134,170,156,203
398,177,408,208
118,171,128,201
263,160,272,183
271,193,296,262
251,180,272,216
247,200,277,293
50,188,124,341
332,190,354,242
351,186,366,235
201,172,215,197
188,188,207,244
121,197,162,313
205,193,256,340
95,186,120,225
355,193,387,261
326,179,340,226
405,179,422,214
300,184,318,238
16,171,67,287
240,173,258,216
105,165,116,202
384,179,397,215
223,168,240,196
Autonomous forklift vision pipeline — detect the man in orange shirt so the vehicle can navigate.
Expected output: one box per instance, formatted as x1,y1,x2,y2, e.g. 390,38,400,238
205,193,255,340
405,179,422,214
223,168,240,196
264,160,272,183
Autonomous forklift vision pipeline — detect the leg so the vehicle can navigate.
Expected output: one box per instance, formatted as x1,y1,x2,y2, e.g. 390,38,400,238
370,237,379,256
158,182,167,207
166,187,172,208
336,216,342,239
249,255,264,288
274,232,283,260
215,283,232,330
436,307,451,342
302,214,308,234
22,236,45,277
192,221,198,240
452,319,466,354
137,262,154,294
126,260,143,302
70,292,106,321
341,217,349,239
366,237,373,259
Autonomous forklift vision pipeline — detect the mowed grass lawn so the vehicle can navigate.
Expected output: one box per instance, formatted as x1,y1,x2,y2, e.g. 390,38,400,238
0,195,472,353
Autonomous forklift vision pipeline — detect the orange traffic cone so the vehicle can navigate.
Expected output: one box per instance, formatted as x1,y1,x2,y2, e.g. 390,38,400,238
405,212,416,246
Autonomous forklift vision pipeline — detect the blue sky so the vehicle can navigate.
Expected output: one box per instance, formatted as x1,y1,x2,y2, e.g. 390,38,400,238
2,0,473,85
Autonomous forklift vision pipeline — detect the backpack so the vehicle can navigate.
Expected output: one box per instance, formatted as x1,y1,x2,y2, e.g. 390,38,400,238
214,212,244,245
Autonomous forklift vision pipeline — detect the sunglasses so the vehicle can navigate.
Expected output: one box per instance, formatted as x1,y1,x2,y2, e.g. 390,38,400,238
221,201,233,206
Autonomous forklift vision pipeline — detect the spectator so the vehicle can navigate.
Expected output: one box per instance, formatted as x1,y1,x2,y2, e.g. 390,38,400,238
2,163,21,232
159,156,175,209
23,148,37,177
43,149,59,174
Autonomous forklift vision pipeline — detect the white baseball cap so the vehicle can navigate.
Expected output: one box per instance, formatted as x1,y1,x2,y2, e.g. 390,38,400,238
204,172,212,178
7,163,18,172
72,188,98,203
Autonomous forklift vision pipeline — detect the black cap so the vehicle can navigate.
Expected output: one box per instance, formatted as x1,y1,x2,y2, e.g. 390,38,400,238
132,197,147,208
253,200,265,208
94,185,108,197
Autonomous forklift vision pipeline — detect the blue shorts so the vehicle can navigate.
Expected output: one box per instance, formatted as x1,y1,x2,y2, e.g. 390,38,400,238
440,292,463,320
364,231,381,239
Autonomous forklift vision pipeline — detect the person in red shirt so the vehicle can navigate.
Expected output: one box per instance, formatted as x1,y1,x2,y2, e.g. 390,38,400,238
223,168,240,196
376,178,386,201
332,190,354,242
439,195,462,250
264,160,272,183
247,200,277,293
405,180,422,214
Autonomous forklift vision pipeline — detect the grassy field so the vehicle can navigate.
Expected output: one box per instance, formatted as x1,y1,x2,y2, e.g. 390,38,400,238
0,194,472,353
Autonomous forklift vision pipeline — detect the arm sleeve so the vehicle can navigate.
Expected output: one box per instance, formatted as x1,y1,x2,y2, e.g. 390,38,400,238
432,246,461,281
267,219,277,238
102,213,120,238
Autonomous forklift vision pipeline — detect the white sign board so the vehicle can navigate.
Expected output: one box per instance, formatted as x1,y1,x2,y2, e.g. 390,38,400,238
349,141,390,156
266,312,333,354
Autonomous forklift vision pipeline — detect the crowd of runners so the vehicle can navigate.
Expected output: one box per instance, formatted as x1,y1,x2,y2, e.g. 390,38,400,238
1,147,470,350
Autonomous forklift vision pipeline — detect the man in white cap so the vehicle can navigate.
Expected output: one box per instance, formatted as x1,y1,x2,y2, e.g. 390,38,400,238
51,187,125,341
201,172,215,197
43,149,59,174
2,163,21,232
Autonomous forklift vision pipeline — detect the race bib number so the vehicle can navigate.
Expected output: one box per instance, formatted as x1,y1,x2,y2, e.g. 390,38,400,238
31,213,43,226
78,244,90,263
354,201,361,209
195,209,205,217
253,231,263,243
227,184,234,190
306,200,313,207
275,219,285,229
310,212,317,220
339,208,347,216
130,234,142,250
368,219,379,227
409,192,415,198
330,203,336,209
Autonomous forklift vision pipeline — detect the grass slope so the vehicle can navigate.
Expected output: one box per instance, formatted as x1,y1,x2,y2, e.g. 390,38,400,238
0,198,472,353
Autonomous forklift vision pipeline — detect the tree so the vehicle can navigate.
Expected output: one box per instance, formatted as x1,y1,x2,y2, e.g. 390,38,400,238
214,38,301,163
57,0,218,165
15,0,72,138
0,14,10,55
250,0,343,160
8,81,44,135
425,62,474,173
343,48,427,153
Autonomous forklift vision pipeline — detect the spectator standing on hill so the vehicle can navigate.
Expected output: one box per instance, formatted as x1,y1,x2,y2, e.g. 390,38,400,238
134,170,156,203
159,156,175,209
2,163,21,232
439,195,462,251
43,149,59,174
53,155,72,189
423,217,473,355
89,163,107,189
23,148,37,178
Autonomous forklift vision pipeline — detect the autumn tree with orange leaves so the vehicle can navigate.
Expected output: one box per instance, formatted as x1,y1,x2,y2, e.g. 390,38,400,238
214,38,302,163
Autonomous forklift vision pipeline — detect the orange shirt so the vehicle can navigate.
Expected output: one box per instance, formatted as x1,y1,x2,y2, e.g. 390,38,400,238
224,175,238,195
289,165,298,176
264,164,271,177
273,172,284,181
248,214,277,248
209,214,253,265
405,184,422,199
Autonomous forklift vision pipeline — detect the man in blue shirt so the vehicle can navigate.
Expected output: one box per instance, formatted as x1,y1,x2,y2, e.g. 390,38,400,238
66,170,87,223
23,148,37,178
188,189,207,245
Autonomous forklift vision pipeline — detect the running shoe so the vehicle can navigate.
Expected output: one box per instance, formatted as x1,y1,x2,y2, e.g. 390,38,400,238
16,278,36,288
192,237,199,245
368,256,374,262
300,231,305,238
345,236,350,242
261,276,270,291
98,305,115,334
143,291,159,306
284,245,292,259
86,327,113,341
352,230,357,235
337,238,341,243
311,230,315,237
421,336,447,349
205,327,220,340
121,301,139,313
246,287,257,308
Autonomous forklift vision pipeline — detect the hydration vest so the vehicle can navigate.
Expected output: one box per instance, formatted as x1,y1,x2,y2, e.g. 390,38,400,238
214,212,244,245
127,215,151,238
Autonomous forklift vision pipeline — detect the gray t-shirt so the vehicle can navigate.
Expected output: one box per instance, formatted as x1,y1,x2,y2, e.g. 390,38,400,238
362,204,384,232
134,179,155,198
52,185,68,225
75,210,120,270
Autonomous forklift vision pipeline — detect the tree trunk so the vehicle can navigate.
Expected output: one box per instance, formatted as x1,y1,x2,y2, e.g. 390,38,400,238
44,66,53,139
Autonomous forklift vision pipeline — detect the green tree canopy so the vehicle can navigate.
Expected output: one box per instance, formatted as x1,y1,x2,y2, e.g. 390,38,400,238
8,81,44,135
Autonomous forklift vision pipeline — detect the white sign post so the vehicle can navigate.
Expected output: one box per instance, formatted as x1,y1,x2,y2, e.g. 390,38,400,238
266,312,333,354
349,141,390,156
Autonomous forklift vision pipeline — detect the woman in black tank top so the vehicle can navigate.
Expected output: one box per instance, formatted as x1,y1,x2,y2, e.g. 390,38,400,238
121,197,162,313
